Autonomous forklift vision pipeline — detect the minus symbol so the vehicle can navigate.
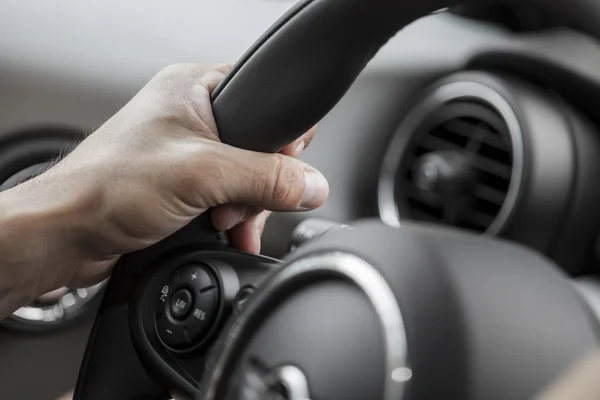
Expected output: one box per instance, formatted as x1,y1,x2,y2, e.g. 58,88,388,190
166,329,173,334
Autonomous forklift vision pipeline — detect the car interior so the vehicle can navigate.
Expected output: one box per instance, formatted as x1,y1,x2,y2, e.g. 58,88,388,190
2,0,600,399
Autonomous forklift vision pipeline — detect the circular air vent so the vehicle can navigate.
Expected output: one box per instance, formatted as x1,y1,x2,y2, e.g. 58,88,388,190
378,80,524,235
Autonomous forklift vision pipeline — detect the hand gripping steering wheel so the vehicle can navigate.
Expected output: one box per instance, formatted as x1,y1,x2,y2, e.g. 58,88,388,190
73,1,600,399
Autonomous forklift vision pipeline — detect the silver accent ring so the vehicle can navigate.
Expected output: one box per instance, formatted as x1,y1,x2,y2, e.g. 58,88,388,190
8,281,105,326
201,251,410,400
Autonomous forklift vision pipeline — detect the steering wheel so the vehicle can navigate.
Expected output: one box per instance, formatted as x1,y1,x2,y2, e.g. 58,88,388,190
73,1,600,399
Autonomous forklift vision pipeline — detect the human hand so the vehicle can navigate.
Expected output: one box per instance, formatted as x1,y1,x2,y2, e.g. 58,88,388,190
214,124,316,255
0,64,328,306
55,390,73,400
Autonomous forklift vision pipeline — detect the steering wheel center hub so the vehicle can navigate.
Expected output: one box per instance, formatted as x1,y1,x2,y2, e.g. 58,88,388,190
200,252,409,400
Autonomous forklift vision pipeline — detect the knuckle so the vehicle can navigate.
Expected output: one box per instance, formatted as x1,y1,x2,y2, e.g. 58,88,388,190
156,63,196,81
263,154,303,208
148,64,211,123
155,63,213,85
151,64,200,96
183,143,227,204
149,64,222,128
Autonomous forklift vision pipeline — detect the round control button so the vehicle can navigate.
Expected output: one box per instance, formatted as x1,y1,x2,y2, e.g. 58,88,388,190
234,286,255,314
169,288,193,320
156,314,191,349
186,288,219,343
175,265,216,293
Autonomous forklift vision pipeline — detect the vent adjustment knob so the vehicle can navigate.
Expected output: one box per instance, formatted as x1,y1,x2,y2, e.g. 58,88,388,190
414,150,478,225
414,150,477,196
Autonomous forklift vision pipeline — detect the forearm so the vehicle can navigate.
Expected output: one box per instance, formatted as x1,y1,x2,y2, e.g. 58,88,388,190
0,177,90,319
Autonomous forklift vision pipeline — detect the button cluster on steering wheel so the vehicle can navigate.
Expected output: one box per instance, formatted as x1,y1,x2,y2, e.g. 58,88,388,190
155,264,220,350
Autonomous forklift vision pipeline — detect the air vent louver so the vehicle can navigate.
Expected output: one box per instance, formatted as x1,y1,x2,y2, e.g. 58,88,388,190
401,101,514,233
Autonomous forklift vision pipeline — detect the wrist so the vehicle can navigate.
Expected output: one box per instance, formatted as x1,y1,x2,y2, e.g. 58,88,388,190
0,175,95,317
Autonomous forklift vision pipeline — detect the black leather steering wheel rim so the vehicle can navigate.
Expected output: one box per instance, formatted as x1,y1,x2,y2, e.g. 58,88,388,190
210,0,600,153
73,1,600,399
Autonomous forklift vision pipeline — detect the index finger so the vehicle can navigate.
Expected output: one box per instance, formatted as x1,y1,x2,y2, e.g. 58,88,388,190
280,125,317,157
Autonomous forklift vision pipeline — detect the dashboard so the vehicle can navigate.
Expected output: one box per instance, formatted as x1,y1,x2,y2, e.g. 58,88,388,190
2,0,600,398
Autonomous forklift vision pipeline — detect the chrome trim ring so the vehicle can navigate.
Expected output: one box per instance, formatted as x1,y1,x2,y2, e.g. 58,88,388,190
378,80,525,236
6,281,106,328
0,162,49,191
200,252,410,400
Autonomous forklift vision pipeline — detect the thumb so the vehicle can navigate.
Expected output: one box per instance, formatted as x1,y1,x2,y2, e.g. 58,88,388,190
214,146,329,212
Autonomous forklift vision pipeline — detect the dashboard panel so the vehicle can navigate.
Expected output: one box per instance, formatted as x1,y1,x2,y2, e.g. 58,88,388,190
2,1,600,398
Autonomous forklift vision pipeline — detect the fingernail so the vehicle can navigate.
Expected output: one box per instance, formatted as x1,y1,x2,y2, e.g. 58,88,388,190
225,207,247,230
300,171,329,210
294,141,305,157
